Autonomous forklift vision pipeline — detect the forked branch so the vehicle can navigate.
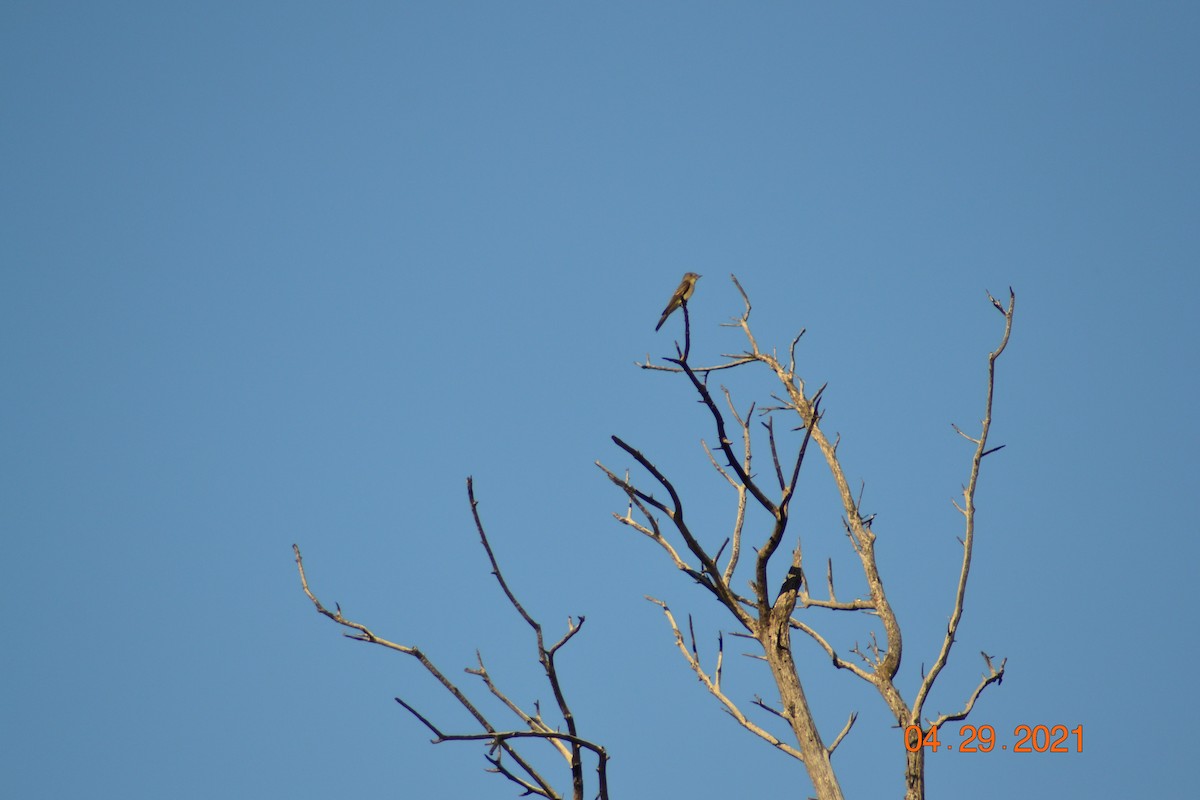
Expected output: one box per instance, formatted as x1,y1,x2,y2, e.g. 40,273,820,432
293,477,609,800
930,652,1007,728
647,596,804,761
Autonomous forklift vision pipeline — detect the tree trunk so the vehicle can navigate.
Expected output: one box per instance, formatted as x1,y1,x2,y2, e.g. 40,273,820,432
905,742,925,799
761,609,844,800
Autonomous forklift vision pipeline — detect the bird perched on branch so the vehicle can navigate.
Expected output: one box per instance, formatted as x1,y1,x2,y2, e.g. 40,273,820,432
655,272,701,331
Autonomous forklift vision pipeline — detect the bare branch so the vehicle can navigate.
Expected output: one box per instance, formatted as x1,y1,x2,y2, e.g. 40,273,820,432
595,461,706,581
782,391,820,504
408,722,609,754
647,597,804,761
827,712,858,756
764,415,787,491
699,438,749,586
468,652,571,761
398,692,610,800
294,544,560,798
469,478,540,634
638,355,758,374
929,653,1007,728
950,423,980,444
752,695,786,719
595,459,673,517
605,436,753,627
914,291,1015,720
755,398,817,616
671,356,780,519
730,273,752,318
467,478,588,799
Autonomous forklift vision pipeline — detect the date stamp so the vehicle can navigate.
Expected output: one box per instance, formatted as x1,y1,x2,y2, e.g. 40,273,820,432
904,724,1083,753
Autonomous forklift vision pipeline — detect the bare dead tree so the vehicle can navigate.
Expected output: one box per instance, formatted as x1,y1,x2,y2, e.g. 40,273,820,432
293,478,608,800
296,277,1012,798
596,276,1014,800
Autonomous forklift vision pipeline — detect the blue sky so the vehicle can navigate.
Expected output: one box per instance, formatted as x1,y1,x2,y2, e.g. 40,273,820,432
3,2,1197,798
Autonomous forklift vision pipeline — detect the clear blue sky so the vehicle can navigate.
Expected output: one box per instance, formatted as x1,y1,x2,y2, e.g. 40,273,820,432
3,3,1196,798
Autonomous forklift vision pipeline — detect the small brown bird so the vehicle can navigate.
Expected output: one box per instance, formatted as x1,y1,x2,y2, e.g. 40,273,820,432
655,272,701,331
